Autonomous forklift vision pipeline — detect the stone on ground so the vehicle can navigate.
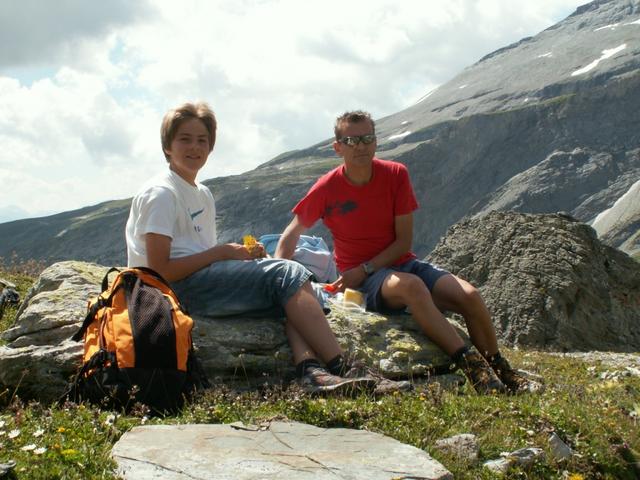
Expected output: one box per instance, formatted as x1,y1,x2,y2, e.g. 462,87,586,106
112,421,452,480
433,433,479,462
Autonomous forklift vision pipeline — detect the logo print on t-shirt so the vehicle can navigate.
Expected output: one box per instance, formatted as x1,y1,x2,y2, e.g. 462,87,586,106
324,200,357,217
190,208,205,220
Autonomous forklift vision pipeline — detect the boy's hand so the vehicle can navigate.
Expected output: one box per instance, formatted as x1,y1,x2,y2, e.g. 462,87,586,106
224,243,254,260
242,235,268,259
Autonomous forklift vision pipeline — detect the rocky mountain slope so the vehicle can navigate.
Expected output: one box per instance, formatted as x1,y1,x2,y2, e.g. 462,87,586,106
1,0,639,265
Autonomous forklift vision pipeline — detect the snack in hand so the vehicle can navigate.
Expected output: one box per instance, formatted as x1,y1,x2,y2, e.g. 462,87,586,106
243,235,266,258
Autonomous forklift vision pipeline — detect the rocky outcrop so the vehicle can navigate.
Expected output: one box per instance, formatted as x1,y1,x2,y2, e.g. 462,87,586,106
428,211,640,351
0,262,455,402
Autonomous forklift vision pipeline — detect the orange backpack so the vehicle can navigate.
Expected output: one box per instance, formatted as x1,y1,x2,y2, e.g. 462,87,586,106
65,267,209,414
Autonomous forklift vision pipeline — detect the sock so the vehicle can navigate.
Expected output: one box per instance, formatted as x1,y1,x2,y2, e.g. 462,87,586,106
326,355,348,376
486,351,503,366
450,345,470,365
295,358,322,378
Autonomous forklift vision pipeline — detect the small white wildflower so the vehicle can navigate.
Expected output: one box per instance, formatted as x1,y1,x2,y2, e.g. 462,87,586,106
21,443,36,451
0,420,5,428
140,416,149,425
33,429,45,438
0,430,5,436
104,414,116,426
8,429,20,439
34,447,47,455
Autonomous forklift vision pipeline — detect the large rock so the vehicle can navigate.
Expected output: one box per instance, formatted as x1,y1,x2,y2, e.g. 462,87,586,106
112,421,453,480
0,261,454,402
428,211,640,351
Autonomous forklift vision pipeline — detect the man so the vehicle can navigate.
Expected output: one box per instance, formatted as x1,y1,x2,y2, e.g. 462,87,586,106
125,101,376,395
276,110,541,394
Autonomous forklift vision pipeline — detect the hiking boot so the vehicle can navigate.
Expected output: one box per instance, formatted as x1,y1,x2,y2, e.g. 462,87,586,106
490,356,544,394
455,348,506,394
343,361,414,396
298,366,376,396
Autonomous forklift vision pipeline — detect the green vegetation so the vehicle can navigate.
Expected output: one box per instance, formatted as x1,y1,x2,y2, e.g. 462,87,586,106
1,269,639,479
0,259,45,337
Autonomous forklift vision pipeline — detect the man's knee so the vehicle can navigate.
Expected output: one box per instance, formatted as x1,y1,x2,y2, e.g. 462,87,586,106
386,273,429,302
458,283,485,314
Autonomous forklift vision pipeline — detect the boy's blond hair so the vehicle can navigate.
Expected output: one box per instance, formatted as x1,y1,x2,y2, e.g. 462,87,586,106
161,102,217,161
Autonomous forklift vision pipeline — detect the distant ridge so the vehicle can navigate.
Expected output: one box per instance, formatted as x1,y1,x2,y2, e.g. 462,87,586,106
1,0,638,265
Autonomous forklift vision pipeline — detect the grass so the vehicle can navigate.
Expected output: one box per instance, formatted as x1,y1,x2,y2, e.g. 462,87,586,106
0,258,45,338
1,268,639,479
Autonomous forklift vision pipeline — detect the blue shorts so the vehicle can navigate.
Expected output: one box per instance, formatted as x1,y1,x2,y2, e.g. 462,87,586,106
171,258,313,318
358,259,449,313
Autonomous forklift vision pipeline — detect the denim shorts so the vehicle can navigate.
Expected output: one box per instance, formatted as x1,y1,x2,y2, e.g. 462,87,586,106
358,259,450,313
170,258,313,318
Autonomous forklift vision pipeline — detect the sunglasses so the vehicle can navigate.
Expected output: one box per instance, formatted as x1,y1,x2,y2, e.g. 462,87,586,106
338,134,377,146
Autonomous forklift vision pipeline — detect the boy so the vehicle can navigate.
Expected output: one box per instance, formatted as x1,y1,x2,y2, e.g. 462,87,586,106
125,101,374,394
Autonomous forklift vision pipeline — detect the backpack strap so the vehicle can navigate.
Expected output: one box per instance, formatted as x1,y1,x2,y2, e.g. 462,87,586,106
101,267,121,291
71,266,122,342
71,296,106,342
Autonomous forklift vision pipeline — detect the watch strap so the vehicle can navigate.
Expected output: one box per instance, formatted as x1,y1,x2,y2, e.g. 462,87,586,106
362,262,375,275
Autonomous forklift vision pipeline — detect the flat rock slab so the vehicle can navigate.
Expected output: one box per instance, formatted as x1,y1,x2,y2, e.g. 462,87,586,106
112,421,452,480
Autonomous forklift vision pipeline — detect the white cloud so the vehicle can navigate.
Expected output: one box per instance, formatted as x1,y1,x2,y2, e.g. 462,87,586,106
0,0,582,218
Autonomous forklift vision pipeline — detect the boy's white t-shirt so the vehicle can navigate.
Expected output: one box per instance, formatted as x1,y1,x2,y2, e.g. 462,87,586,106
125,168,217,267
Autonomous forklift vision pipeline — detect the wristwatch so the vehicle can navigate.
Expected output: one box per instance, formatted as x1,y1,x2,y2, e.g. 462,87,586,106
362,261,376,275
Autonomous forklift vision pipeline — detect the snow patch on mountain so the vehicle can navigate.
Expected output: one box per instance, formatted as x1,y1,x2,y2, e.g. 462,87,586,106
388,131,412,141
592,179,640,236
572,44,627,76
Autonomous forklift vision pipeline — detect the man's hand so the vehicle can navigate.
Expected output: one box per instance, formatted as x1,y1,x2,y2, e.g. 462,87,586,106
328,266,367,292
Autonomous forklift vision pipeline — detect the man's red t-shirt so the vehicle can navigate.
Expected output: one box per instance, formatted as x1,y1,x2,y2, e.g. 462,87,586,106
292,158,419,272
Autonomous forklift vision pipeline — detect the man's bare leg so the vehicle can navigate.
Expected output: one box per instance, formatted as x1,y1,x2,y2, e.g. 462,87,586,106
380,271,505,393
431,274,499,357
380,272,466,355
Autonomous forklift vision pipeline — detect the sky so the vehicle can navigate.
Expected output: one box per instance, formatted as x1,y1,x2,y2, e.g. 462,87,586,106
0,0,586,222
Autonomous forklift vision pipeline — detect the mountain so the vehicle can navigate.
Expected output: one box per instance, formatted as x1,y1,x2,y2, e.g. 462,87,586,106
1,0,639,266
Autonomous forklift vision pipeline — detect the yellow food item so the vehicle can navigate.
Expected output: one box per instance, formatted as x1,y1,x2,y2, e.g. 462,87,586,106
243,234,265,258
243,235,257,247
344,288,365,308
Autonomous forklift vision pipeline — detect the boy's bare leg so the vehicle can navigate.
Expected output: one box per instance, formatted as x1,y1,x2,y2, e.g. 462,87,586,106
431,274,499,357
284,281,343,363
380,272,466,355
285,322,319,364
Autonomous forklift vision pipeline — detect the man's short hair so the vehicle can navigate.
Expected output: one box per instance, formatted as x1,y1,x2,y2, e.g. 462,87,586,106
161,102,217,162
334,110,375,140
